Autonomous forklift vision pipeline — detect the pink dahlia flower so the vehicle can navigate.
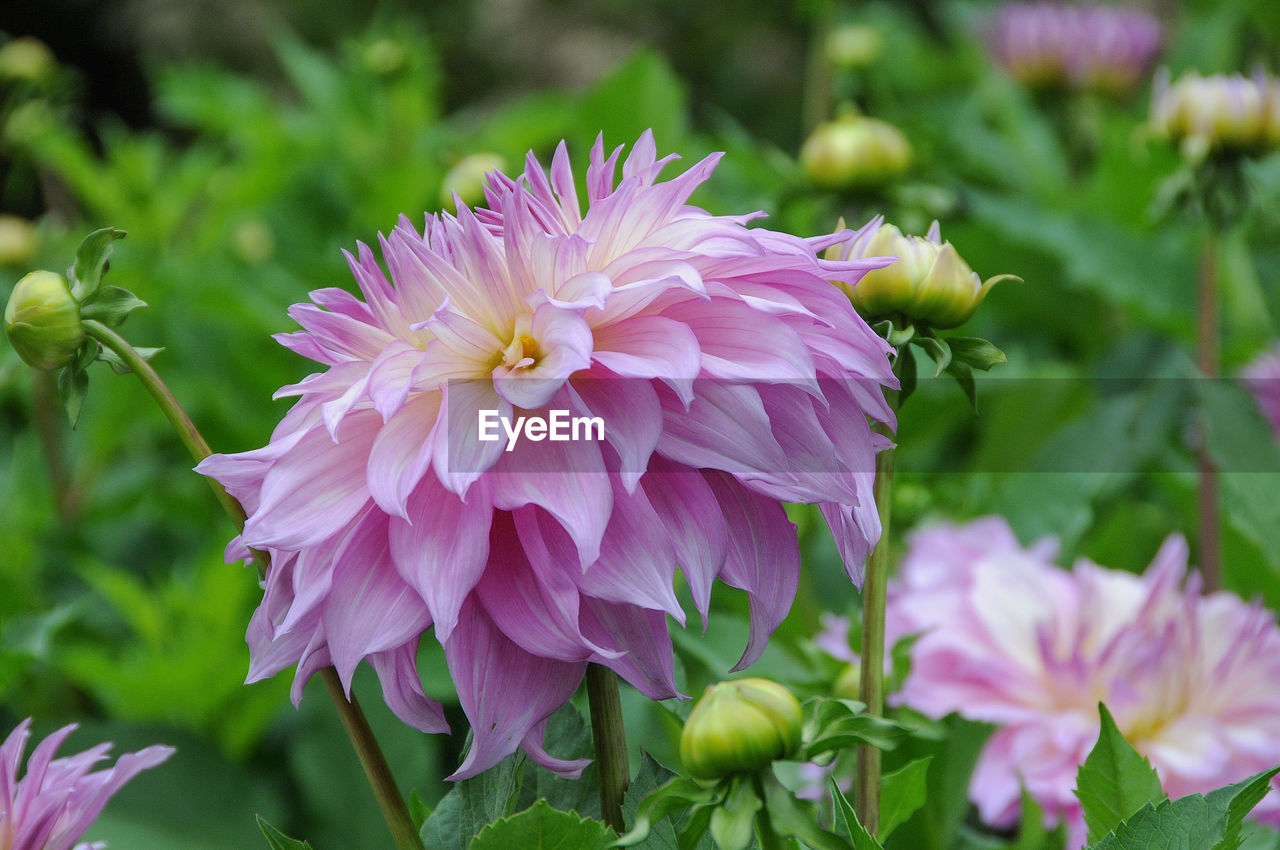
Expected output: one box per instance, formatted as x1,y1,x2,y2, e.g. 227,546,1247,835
985,3,1162,97
198,131,897,779
0,719,173,850
1242,344,1280,437
887,517,1280,847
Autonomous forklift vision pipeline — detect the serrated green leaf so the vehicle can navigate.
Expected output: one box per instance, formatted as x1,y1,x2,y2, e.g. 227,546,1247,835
830,778,882,850
255,815,314,850
915,336,951,377
69,227,126,301
1090,767,1280,850
708,776,760,850
621,753,681,849
469,800,614,850
803,698,908,758
947,337,1007,371
878,757,932,842
1075,704,1165,844
420,750,524,850
79,285,147,327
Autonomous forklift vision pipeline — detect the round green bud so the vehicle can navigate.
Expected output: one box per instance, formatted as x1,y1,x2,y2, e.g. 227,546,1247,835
4,270,84,369
0,215,37,266
833,663,861,700
0,37,56,83
832,220,1015,329
826,25,882,70
363,38,407,76
679,678,804,780
800,113,911,190
440,153,507,211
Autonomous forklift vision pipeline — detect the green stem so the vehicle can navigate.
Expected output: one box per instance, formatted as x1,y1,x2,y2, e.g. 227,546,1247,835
32,370,78,522
752,774,787,850
81,320,245,527
1196,230,1221,592
82,319,425,850
587,663,629,832
855,431,894,836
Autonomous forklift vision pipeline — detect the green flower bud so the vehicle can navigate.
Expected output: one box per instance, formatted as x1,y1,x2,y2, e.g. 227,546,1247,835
363,38,407,76
0,37,56,83
440,153,507,210
0,215,37,266
5,270,84,369
1151,69,1280,160
825,25,882,70
680,678,803,780
830,219,1015,329
833,663,861,700
800,113,910,190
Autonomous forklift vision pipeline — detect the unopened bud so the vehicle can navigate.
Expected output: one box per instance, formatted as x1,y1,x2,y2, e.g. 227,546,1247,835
0,215,36,266
5,270,84,369
0,37,56,83
831,219,1015,329
826,25,882,70
440,153,507,210
1151,69,1280,159
800,113,910,190
680,678,803,780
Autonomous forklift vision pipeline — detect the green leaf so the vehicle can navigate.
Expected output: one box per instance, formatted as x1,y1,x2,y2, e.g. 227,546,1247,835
944,360,977,414
98,345,163,375
614,776,719,848
409,790,430,832
878,757,932,842
469,800,614,850
803,698,908,758
1011,786,1066,850
255,815,314,850
830,778,883,850
1075,704,1165,844
420,750,524,850
947,337,1007,371
578,50,687,151
79,285,148,327
69,227,126,301
758,772,850,850
57,357,90,426
1090,767,1280,850
621,754,680,849
915,336,951,378
708,776,760,850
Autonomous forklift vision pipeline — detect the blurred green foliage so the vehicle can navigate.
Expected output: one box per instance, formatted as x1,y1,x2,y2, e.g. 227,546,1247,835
0,0,1279,847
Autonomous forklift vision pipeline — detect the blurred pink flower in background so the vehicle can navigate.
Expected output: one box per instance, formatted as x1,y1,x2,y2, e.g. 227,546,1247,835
886,517,1280,846
0,719,172,850
985,3,1163,97
1242,344,1280,437
198,132,898,779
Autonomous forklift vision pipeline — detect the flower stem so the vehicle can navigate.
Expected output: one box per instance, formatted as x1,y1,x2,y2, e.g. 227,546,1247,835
1196,229,1221,592
321,668,425,850
81,320,245,527
587,663,629,832
855,422,896,836
81,319,425,850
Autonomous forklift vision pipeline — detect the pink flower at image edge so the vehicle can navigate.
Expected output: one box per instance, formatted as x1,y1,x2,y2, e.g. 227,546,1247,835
0,719,173,850
885,517,1280,848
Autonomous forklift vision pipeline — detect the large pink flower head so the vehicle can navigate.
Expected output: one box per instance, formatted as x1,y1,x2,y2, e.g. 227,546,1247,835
198,132,897,779
886,517,1280,847
0,719,173,850
1242,343,1280,438
985,3,1163,97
